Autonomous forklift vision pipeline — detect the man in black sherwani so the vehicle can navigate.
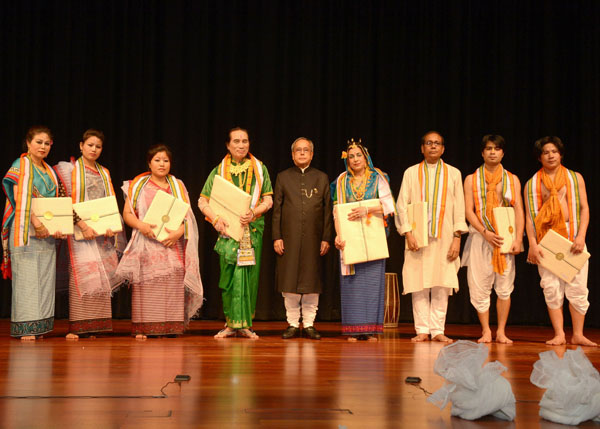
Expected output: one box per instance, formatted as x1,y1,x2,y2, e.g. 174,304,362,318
272,137,333,340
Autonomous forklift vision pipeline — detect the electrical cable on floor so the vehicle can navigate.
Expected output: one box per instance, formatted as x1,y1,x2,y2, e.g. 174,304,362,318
0,380,182,399
406,381,432,396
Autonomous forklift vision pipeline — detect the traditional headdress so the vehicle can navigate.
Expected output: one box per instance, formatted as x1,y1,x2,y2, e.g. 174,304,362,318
341,138,375,174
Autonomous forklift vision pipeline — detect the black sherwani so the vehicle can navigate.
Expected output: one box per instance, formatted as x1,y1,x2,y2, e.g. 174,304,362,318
272,166,333,293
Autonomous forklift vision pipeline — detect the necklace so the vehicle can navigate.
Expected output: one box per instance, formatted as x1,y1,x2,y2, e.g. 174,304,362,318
350,173,368,201
226,156,253,194
230,159,251,175
32,162,56,194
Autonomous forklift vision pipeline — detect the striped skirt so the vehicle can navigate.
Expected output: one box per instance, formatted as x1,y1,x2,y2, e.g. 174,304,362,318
340,259,385,335
9,226,56,337
131,271,185,335
68,287,112,334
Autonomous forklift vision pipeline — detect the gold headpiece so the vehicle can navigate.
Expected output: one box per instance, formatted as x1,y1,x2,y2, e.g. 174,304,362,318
341,138,362,159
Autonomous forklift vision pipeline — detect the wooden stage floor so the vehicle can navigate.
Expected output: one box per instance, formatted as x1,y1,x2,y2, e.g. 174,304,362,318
0,320,598,428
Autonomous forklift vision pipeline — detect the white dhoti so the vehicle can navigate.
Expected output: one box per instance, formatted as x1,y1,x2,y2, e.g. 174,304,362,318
462,226,515,313
538,261,589,314
282,292,319,327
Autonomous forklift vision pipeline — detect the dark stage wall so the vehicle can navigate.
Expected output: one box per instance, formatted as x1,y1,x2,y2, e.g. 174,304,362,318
1,0,599,328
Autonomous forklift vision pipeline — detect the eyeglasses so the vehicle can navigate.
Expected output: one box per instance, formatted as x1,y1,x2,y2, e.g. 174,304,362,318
294,148,312,153
424,140,443,147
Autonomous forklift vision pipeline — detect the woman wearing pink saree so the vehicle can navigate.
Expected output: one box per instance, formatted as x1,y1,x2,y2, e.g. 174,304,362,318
116,144,203,339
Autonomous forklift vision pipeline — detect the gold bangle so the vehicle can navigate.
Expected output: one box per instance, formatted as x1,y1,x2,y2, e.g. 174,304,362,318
212,215,220,226
34,224,45,232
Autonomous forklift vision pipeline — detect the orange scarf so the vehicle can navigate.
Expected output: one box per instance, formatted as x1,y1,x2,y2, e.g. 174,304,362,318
534,168,568,243
482,167,506,275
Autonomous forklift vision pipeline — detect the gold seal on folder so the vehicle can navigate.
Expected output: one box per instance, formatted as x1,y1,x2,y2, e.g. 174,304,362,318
555,252,564,261
162,215,170,223
44,211,54,220
91,214,100,222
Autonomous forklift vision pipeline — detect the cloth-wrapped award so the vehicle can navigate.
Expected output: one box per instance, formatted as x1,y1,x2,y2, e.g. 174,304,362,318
31,197,74,235
406,201,428,249
538,229,590,283
73,195,122,240
336,199,388,265
142,190,190,242
208,175,252,242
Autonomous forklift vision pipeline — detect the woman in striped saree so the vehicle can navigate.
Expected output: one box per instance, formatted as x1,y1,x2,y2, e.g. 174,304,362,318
331,139,395,341
2,126,66,340
116,144,203,339
55,129,126,339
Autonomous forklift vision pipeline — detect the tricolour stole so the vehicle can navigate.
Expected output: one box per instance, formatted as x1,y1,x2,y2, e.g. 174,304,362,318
418,160,448,238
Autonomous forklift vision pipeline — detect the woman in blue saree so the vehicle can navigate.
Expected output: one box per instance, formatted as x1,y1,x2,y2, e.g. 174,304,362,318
2,126,65,340
331,139,395,341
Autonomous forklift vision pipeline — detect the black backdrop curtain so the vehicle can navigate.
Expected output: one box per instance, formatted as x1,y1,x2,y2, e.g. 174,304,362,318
1,0,599,327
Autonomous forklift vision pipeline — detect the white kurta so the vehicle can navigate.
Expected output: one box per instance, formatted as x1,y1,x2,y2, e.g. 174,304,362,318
396,162,468,294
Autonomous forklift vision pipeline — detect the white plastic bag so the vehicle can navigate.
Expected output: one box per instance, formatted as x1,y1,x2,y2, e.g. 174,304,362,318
427,340,516,421
530,347,600,425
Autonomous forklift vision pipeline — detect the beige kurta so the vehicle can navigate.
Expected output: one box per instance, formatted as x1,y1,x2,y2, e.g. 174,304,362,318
395,162,468,294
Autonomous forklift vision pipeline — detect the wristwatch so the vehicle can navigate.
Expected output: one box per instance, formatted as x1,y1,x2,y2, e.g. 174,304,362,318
453,231,461,238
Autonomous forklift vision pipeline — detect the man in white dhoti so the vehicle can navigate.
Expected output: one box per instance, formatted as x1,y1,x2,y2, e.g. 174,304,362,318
524,136,596,346
463,135,524,344
396,131,468,342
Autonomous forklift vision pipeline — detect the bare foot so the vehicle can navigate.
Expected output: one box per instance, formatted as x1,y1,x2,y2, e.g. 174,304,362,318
496,333,513,344
571,334,597,347
477,330,492,343
411,333,429,342
366,335,378,342
135,334,147,340
20,335,36,341
66,333,79,340
347,336,358,342
432,334,453,343
546,334,566,345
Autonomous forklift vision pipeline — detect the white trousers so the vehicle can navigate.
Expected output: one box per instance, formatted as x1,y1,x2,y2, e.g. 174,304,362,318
411,287,451,337
538,261,589,314
282,292,319,327
466,231,515,313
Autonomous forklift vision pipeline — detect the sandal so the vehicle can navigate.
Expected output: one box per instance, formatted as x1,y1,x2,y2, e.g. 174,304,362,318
214,327,237,339
238,328,259,339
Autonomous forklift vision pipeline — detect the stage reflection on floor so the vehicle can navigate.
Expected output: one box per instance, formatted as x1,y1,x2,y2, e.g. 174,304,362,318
0,320,598,428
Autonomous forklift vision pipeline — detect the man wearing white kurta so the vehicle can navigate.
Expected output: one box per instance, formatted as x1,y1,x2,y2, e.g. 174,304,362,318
396,131,468,342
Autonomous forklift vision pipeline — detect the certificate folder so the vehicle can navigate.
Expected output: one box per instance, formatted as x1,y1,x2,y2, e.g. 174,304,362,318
209,175,252,242
31,197,74,235
406,202,428,249
142,190,190,242
336,199,389,265
493,207,517,254
538,229,590,283
73,196,122,240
